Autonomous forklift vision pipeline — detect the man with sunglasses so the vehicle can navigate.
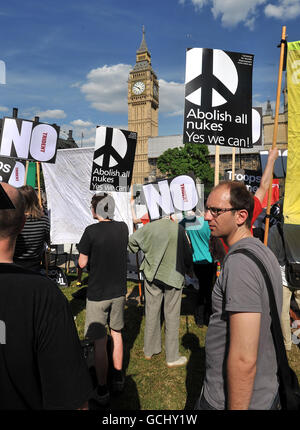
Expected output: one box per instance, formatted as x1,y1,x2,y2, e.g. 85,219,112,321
195,181,282,410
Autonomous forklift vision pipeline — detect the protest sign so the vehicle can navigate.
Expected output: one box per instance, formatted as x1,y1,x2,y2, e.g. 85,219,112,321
90,126,137,192
183,48,253,148
0,117,59,163
0,157,16,183
225,169,262,194
7,160,26,187
142,174,203,221
284,40,300,225
252,107,262,146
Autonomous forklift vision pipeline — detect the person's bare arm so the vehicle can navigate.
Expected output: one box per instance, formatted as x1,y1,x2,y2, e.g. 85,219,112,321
255,148,279,203
227,312,261,410
78,253,88,269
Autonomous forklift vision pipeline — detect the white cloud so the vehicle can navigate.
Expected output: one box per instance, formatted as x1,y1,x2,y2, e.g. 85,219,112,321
80,63,185,118
159,79,185,117
71,119,93,127
80,64,132,113
37,109,66,119
212,0,267,28
180,0,268,28
265,0,300,19
0,106,9,112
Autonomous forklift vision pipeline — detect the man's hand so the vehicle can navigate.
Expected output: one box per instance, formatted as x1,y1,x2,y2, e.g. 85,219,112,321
255,147,279,204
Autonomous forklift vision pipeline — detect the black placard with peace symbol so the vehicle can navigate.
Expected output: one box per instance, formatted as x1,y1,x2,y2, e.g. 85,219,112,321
183,48,254,149
90,126,137,192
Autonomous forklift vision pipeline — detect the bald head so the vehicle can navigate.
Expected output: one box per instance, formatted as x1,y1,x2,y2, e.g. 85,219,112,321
0,182,25,240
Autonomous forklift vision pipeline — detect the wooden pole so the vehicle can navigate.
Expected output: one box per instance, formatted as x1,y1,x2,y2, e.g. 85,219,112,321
24,161,29,185
67,244,73,274
264,25,286,246
214,145,220,186
130,186,143,303
36,162,42,207
232,148,236,180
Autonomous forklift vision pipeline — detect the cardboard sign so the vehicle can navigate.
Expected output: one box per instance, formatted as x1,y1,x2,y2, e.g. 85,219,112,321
183,48,253,148
0,117,59,163
8,160,26,188
90,126,137,192
0,157,16,183
226,169,262,194
252,107,262,146
142,174,203,221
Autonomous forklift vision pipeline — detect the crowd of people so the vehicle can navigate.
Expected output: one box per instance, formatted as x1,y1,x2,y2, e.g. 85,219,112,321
0,147,299,410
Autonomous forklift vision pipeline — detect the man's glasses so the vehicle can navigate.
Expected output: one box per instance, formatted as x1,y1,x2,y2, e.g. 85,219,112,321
204,206,239,218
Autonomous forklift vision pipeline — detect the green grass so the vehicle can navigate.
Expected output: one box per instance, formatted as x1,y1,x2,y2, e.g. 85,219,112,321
63,273,300,410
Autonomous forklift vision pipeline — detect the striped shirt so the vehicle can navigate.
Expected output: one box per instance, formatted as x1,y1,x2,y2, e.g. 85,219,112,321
14,215,50,262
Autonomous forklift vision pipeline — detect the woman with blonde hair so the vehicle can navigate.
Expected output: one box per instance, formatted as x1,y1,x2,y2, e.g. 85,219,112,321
14,185,50,272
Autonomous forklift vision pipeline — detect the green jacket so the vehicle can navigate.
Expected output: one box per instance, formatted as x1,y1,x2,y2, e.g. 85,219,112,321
128,218,193,289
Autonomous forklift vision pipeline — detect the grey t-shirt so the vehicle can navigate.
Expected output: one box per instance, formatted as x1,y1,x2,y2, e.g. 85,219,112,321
203,237,282,410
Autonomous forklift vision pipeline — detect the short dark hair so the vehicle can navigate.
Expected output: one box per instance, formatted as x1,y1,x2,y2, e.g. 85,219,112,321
0,187,25,239
91,193,115,220
217,181,254,228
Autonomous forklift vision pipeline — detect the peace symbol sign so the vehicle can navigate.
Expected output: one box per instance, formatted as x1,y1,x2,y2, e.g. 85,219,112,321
93,127,127,168
185,48,238,108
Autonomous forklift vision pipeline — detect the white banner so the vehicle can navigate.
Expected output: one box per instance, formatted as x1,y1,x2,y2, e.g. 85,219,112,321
42,147,133,245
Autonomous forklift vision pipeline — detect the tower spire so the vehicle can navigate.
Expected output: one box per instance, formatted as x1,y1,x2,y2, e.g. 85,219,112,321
137,25,148,53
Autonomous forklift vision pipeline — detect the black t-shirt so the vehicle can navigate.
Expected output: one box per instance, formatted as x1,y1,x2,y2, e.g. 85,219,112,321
0,263,93,410
78,220,129,301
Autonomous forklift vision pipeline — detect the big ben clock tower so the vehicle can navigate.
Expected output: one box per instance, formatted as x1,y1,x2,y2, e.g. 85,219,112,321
128,27,159,184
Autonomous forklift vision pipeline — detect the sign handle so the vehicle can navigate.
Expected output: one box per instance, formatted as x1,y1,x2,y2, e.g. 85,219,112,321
36,162,42,207
214,145,220,186
24,161,29,185
264,25,286,245
130,186,143,303
232,148,236,180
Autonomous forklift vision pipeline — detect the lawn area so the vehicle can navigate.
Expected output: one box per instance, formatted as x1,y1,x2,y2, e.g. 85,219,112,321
62,273,300,410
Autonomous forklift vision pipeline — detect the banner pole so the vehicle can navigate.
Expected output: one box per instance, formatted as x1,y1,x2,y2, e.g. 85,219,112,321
130,186,143,303
36,162,42,207
264,25,286,246
67,244,73,274
24,161,29,185
232,148,236,180
214,145,220,186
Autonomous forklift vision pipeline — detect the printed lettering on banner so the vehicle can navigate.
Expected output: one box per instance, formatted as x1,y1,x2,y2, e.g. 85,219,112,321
142,174,203,221
183,48,254,148
0,117,59,163
90,126,137,192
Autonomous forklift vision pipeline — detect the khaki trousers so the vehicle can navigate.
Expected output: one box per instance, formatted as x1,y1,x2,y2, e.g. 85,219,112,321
280,286,300,350
143,279,182,363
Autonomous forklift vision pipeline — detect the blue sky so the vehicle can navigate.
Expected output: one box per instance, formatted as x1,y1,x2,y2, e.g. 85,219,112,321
0,0,299,146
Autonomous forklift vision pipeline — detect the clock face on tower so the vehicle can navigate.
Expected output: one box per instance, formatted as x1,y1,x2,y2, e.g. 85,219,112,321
153,83,158,99
132,81,145,95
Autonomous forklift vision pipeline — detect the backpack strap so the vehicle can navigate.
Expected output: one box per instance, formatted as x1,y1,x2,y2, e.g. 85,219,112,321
230,249,289,374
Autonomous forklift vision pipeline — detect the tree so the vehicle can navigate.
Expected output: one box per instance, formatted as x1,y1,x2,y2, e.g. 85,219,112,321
157,143,214,187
